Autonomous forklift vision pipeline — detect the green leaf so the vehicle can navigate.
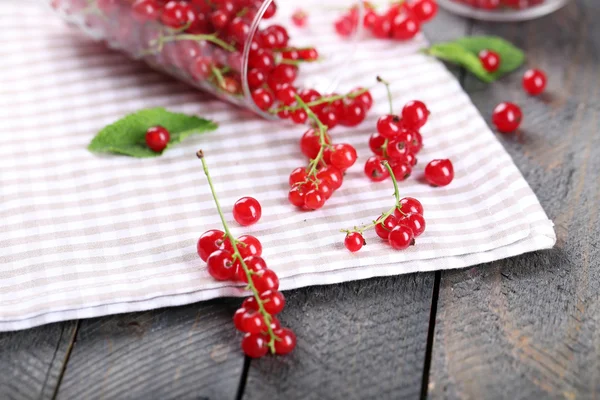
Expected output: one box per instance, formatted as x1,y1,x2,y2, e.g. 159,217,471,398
88,108,218,157
422,36,525,83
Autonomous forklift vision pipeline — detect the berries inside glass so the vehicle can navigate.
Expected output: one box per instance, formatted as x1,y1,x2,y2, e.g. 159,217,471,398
49,0,365,119
438,0,570,21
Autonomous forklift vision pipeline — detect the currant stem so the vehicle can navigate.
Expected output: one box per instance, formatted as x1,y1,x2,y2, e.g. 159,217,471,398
377,76,394,116
197,150,278,353
273,87,370,113
293,95,329,179
160,33,236,52
279,58,321,66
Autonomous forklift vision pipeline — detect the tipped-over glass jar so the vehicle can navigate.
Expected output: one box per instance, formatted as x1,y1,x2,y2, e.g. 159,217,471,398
438,0,570,21
47,0,364,119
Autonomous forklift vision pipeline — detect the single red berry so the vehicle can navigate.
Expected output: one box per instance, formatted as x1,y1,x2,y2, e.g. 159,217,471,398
241,311,265,334
197,229,230,262
317,166,343,190
263,316,281,333
260,290,285,314
233,307,249,331
228,17,250,43
492,102,522,133
345,232,365,252
353,88,374,111
300,128,330,159
364,156,390,182
247,68,267,89
275,83,298,105
395,197,424,218
334,16,356,37
391,161,412,181
522,69,547,96
377,114,402,139
479,49,501,73
399,213,426,237
262,1,277,18
386,138,409,161
252,269,280,293
369,132,386,156
375,215,399,239
190,56,212,81
236,235,262,259
388,225,414,250
304,189,325,210
252,88,274,111
391,12,420,41
289,167,308,187
402,100,429,130
291,109,308,124
424,159,454,187
316,107,339,130
288,186,306,208
372,14,392,38
291,9,308,27
206,250,236,281
145,126,170,152
330,143,358,171
267,64,298,89
237,256,267,283
233,197,262,226
274,328,297,355
298,48,319,61
248,48,275,71
242,297,258,311
161,1,195,29
341,100,367,127
131,0,160,21
317,180,334,200
241,333,269,358
409,0,438,22
405,152,417,167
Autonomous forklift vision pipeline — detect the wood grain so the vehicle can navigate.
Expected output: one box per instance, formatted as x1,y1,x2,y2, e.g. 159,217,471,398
56,300,244,400
243,274,435,400
0,321,77,400
429,1,600,398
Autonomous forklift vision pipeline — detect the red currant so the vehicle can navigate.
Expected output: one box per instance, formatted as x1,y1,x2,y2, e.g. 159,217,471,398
377,114,402,139
317,180,334,200
492,102,522,133
252,269,280,293
289,167,308,186
161,1,195,29
479,49,501,73
197,229,230,262
391,161,412,181
424,159,454,187
241,333,269,358
248,48,275,71
247,68,267,89
291,9,308,27
145,126,170,152
386,138,409,161
252,88,274,111
388,225,414,250
375,215,399,239
267,64,298,88
353,88,374,111
398,213,426,237
391,12,420,41
288,186,306,208
369,132,386,156
298,48,319,61
236,235,262,259
402,100,429,130
241,311,265,334
237,256,267,282
275,83,298,106
131,0,160,21
340,100,367,127
242,297,258,312
206,250,236,281
262,1,277,18
522,69,547,96
395,197,424,218
291,109,308,124
300,128,330,159
233,307,249,331
263,316,281,333
317,166,343,190
274,328,297,355
409,0,438,22
260,290,285,314
364,156,390,182
330,143,358,171
304,189,325,210
233,197,262,226
344,232,365,252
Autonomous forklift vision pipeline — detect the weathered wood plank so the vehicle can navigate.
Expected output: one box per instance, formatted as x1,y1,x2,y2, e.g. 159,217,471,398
0,321,77,400
429,1,600,398
57,300,244,400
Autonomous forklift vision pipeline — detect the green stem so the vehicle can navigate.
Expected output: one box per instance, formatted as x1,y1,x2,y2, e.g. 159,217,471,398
161,33,236,52
279,58,320,66
293,95,329,180
377,76,394,115
273,87,369,114
197,150,278,353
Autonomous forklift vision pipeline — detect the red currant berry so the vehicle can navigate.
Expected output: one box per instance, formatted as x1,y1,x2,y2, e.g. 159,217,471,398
391,12,420,41
248,48,275,71
298,47,319,61
345,232,365,252
233,307,249,331
330,143,358,171
316,107,338,130
388,225,414,250
237,235,262,259
241,333,269,358
206,250,236,281
395,197,424,218
260,290,285,314
267,64,298,89
288,186,306,208
145,126,170,152
228,17,250,43
274,328,297,355
247,68,267,89
275,83,298,106
289,167,308,187
241,311,265,334
353,88,374,110
233,197,262,226
197,229,230,262
375,215,399,239
262,316,281,333
292,9,308,27
304,189,325,210
238,256,267,282
399,212,426,237
372,14,392,38
424,159,454,187
522,69,547,96
334,16,356,37
492,102,522,133
479,49,501,73
377,114,402,139
364,156,390,182
317,180,334,200
402,100,429,130
405,152,417,167
317,166,343,190
386,138,409,161
300,128,330,159
369,132,386,156
131,0,160,22
161,1,194,29
291,109,308,124
252,269,279,293
262,1,277,19
409,0,438,22
242,297,258,311
252,88,274,111
340,100,367,127
391,161,412,181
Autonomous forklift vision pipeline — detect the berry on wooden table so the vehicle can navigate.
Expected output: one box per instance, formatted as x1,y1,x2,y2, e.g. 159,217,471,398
233,197,262,226
522,69,547,96
492,102,522,133
145,126,170,152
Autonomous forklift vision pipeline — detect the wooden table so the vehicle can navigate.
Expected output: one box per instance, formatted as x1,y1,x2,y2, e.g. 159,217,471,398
2,1,599,398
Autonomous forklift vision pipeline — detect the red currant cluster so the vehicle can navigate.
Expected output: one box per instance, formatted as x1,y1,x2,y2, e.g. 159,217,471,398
451,0,545,10
287,94,369,210
344,161,426,252
335,0,438,40
196,150,295,358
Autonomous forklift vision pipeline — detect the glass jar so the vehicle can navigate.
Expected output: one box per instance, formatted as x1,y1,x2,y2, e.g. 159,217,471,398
46,0,363,119
437,0,569,21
